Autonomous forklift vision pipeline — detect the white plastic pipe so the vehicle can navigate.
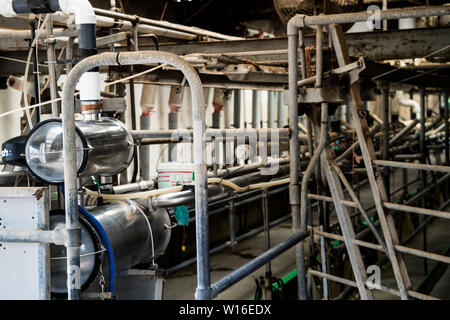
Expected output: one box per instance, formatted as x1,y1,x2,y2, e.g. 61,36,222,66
395,91,421,120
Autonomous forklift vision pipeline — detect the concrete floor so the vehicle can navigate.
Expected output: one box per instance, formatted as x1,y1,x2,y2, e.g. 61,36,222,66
164,168,450,300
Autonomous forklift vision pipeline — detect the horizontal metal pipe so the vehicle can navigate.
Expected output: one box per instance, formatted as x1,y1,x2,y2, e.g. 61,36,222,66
132,128,290,140
309,269,437,300
311,226,450,265
0,28,77,40
393,154,423,160
374,160,450,173
113,180,154,194
292,5,450,27
93,7,242,41
384,202,450,220
188,185,290,221
0,229,65,245
167,213,292,276
210,231,309,297
0,171,26,177
308,193,357,208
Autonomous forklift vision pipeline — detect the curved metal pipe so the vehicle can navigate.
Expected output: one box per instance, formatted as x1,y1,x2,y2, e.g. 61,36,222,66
61,51,208,299
298,103,328,300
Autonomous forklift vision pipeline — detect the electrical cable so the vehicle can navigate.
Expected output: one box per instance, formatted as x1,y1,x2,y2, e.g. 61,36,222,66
78,205,116,295
129,201,157,268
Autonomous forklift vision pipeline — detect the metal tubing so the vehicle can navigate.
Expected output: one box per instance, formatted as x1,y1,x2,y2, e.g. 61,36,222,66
140,114,151,180
287,24,305,300
61,51,208,299
311,226,450,265
381,83,390,200
233,90,241,128
335,124,380,162
29,18,41,122
445,91,449,198
419,87,428,274
389,118,419,146
262,188,271,274
167,212,292,276
329,161,387,252
210,231,309,298
319,225,328,300
373,160,450,173
228,199,237,248
298,105,329,299
315,24,323,88
132,128,289,140
277,91,285,128
93,7,242,41
300,104,329,232
252,90,259,129
384,202,450,220
0,229,65,245
45,16,59,118
268,91,275,129
290,6,450,27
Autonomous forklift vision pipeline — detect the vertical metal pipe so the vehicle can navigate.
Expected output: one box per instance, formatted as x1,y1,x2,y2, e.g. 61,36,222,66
315,24,323,88
444,91,449,198
61,76,81,301
277,91,285,128
419,86,428,275
65,37,75,74
319,225,328,300
262,188,271,275
381,83,390,201
268,91,275,128
444,91,449,166
212,111,221,129
228,199,236,248
168,112,178,161
252,90,259,129
29,18,41,122
140,113,151,180
45,16,59,118
233,89,241,128
287,23,305,300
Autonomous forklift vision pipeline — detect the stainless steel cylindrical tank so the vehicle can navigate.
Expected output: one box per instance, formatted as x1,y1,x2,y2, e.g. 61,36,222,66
25,117,134,184
50,201,172,294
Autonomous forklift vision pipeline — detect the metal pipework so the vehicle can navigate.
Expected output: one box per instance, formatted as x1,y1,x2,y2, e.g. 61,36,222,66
113,180,154,194
298,104,328,299
288,5,450,28
210,230,310,298
61,51,208,299
93,7,242,41
381,83,390,200
150,164,291,209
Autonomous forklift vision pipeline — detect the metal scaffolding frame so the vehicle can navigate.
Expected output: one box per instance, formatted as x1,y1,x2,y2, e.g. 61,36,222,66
287,5,450,300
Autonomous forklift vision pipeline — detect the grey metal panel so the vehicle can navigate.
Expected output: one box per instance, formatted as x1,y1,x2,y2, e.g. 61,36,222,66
0,187,49,300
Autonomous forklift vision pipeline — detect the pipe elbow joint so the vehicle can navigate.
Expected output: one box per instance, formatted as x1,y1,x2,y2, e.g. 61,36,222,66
58,0,96,25
287,14,305,35
0,0,15,17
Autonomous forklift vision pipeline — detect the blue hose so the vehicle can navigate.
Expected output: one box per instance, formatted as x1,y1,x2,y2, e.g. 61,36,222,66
78,206,116,294
60,186,116,294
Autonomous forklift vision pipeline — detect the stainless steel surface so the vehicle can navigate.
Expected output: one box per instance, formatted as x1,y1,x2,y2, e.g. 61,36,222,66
76,118,134,179
90,201,170,271
61,50,209,300
50,201,171,293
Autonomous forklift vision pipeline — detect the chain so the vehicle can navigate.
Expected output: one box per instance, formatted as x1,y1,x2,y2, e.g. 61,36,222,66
99,253,106,294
